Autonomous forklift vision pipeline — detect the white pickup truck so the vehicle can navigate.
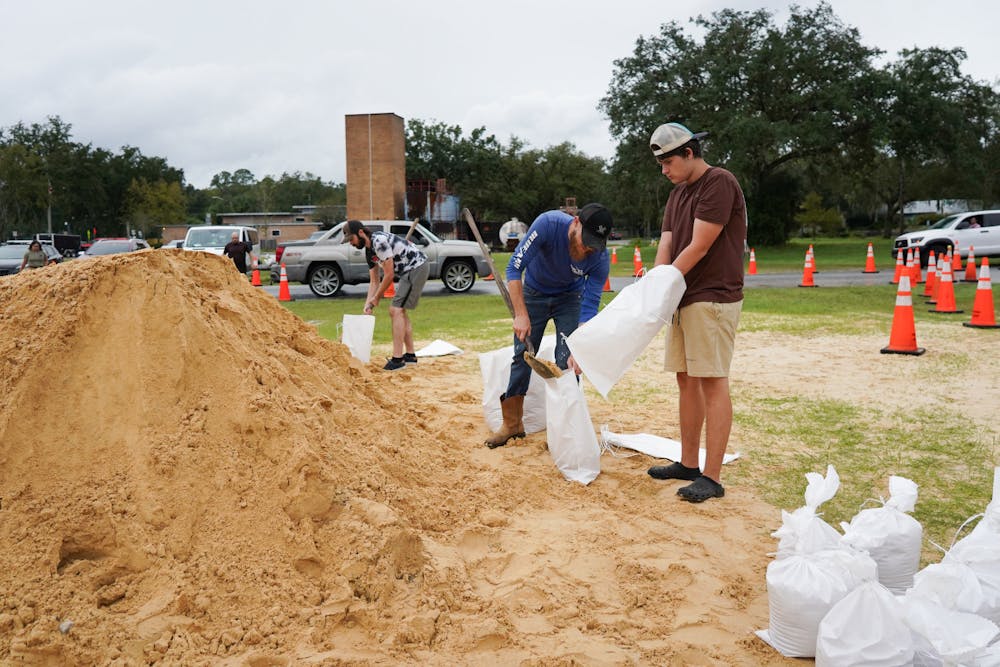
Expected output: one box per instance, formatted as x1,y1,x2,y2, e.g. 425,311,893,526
272,220,493,297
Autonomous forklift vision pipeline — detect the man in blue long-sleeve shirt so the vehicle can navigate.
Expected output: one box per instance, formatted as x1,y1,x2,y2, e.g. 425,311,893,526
485,203,612,448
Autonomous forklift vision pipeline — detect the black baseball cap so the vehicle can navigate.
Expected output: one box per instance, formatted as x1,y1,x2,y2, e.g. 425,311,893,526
577,203,612,253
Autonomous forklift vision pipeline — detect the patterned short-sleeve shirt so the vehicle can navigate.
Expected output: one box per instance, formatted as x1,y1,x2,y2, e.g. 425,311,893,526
365,231,427,275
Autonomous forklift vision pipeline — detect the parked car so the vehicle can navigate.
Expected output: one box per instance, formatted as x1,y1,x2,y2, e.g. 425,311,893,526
79,238,151,258
161,239,184,249
274,228,334,264
0,243,62,275
893,210,1000,267
272,220,492,297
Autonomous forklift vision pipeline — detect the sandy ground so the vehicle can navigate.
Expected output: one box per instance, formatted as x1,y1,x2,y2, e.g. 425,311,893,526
1,250,997,666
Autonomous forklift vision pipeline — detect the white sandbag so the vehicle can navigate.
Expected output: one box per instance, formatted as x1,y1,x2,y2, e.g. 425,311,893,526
761,547,878,657
543,372,600,485
903,596,999,665
815,580,914,667
599,427,741,465
567,264,685,398
772,465,844,557
840,476,923,594
943,467,1000,624
479,335,557,435
341,314,375,363
415,339,463,357
910,562,987,616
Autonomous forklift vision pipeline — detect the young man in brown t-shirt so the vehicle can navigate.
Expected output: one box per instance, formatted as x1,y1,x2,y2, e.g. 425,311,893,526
646,122,747,502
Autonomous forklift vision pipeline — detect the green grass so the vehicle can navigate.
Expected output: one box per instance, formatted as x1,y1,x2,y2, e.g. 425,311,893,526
498,237,902,277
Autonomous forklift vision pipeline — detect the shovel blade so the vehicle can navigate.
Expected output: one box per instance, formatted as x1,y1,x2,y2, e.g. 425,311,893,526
524,351,562,379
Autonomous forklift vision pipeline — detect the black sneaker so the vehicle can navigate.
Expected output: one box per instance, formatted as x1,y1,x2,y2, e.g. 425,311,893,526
677,476,725,503
383,357,406,371
648,462,701,481
403,353,418,365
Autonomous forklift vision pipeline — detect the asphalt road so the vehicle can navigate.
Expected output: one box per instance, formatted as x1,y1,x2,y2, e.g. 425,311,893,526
261,270,904,301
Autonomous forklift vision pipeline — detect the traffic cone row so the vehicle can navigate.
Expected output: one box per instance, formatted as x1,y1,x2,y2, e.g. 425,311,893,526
963,258,999,328
952,246,963,277
748,248,758,275
278,263,293,302
909,248,923,285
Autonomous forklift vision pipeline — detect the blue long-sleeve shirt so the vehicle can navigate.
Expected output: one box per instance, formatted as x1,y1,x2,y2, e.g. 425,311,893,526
505,210,609,322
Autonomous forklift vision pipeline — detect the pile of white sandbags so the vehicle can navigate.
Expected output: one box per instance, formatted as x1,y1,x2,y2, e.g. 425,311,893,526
758,466,1000,665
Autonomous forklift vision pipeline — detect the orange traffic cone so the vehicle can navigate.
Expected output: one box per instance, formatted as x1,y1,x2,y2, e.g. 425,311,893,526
748,248,758,275
808,244,818,273
881,275,925,356
484,273,495,281
965,246,978,283
862,242,878,273
909,248,923,285
891,249,904,284
798,250,816,287
952,245,963,278
611,247,618,265
922,250,937,299
250,255,262,286
929,258,962,314
603,275,613,292
964,258,1000,328
632,246,643,277
384,280,396,298
928,256,945,304
278,263,293,302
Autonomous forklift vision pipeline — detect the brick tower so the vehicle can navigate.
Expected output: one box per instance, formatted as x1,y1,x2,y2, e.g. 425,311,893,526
345,113,406,220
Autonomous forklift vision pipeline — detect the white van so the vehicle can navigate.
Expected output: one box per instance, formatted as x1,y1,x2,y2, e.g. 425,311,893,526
183,225,261,268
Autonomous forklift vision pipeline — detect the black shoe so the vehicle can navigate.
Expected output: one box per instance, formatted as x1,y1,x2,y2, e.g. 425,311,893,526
677,476,725,503
383,357,406,371
403,353,418,365
648,462,701,480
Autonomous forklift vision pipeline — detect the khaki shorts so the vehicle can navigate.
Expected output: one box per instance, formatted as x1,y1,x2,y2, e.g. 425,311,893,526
392,261,429,309
664,300,742,377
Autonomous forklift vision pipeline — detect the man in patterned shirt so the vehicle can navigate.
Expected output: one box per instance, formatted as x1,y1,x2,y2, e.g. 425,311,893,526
345,220,430,371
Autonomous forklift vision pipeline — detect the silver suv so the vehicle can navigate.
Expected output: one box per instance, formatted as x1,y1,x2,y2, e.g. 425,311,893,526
893,210,1000,266
272,221,492,297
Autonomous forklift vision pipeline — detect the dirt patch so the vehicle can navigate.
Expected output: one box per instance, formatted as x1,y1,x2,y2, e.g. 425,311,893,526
1,251,994,665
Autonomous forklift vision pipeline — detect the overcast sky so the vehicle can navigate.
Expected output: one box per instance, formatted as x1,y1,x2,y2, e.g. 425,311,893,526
3,1,998,189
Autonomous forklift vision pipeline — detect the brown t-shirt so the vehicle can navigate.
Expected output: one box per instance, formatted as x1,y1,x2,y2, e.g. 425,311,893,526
661,166,747,307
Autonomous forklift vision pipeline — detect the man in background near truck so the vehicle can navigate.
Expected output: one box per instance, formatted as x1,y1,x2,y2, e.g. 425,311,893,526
484,203,612,449
646,121,746,503
345,220,430,371
223,232,252,273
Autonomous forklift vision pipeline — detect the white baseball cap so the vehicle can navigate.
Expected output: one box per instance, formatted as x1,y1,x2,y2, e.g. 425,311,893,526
650,122,709,158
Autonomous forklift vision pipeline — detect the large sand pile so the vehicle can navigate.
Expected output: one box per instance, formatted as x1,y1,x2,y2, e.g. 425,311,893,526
0,251,795,666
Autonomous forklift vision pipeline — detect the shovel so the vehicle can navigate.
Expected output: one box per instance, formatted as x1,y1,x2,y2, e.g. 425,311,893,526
462,208,561,379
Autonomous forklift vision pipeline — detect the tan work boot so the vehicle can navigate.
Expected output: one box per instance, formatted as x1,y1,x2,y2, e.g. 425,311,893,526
485,394,525,448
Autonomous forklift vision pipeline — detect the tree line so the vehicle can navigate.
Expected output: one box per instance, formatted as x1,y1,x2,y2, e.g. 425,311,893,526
3,3,998,245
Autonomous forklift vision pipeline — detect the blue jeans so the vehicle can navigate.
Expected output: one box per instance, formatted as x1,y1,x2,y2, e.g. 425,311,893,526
505,287,582,398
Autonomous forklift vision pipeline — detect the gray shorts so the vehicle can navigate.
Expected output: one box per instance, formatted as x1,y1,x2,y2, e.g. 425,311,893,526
392,261,429,309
